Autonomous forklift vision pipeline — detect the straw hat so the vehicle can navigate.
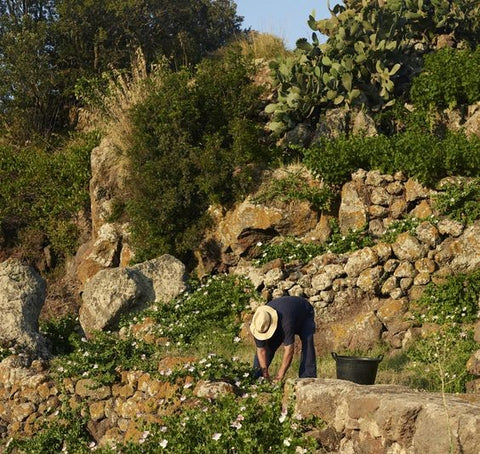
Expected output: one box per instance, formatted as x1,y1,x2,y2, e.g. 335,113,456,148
250,305,278,340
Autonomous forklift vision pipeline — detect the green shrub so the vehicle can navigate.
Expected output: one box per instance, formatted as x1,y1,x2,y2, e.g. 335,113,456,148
252,167,336,212
410,47,480,109
414,269,480,325
434,177,480,224
303,130,480,187
0,132,97,261
407,326,476,393
126,46,268,262
255,221,374,266
139,274,259,348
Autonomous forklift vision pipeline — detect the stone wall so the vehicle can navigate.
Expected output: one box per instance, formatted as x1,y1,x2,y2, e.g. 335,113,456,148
225,170,480,361
290,378,480,454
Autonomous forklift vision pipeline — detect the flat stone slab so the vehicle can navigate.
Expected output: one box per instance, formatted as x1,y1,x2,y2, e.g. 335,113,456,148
290,378,480,454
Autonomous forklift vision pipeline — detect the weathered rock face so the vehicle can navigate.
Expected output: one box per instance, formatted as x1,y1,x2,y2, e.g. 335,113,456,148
131,255,187,303
0,259,49,358
291,378,480,454
79,255,186,336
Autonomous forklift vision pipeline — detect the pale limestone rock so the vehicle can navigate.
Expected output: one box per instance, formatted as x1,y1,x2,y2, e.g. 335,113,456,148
263,268,284,288
392,233,425,261
415,221,440,247
381,276,398,296
357,266,383,293
345,248,379,277
311,273,334,292
0,259,48,357
194,380,236,399
386,181,403,195
435,223,480,272
389,198,408,219
437,218,464,237
370,187,391,206
131,255,187,303
365,170,392,186
291,378,480,454
372,243,392,262
80,268,148,335
338,181,368,235
409,200,433,219
393,261,416,278
466,350,480,376
414,258,436,274
405,178,429,202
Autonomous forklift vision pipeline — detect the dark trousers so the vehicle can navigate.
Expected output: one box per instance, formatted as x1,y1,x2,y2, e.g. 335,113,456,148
252,315,317,378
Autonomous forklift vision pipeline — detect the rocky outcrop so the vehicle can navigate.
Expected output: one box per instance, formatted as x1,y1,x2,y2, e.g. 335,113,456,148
0,259,49,358
290,378,480,454
79,255,187,336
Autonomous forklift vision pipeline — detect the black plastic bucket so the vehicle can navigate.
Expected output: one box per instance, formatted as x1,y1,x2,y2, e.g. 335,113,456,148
332,352,383,385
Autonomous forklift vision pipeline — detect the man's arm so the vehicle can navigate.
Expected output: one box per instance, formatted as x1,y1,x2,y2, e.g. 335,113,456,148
256,347,270,379
275,344,294,381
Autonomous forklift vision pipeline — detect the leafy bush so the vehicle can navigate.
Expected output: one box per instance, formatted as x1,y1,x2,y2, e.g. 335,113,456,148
414,269,480,324
255,221,373,266
407,326,476,393
126,45,269,262
303,130,480,187
434,177,480,224
410,47,480,109
252,167,336,212
0,132,97,261
139,274,259,347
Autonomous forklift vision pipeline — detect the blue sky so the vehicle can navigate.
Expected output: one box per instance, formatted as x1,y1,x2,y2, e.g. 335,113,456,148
235,1,335,49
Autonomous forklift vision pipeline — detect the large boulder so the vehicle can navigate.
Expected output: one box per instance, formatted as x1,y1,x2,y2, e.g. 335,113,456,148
291,378,480,454
80,255,187,336
131,255,187,303
0,259,49,357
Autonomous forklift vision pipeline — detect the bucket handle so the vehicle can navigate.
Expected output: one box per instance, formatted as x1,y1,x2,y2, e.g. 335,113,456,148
331,352,384,362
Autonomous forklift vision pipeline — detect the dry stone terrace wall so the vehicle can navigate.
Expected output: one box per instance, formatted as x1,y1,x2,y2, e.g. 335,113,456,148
230,170,480,358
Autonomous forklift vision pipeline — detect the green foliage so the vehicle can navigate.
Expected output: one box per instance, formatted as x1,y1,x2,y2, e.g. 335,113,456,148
39,315,82,356
127,46,268,262
5,406,91,454
139,274,259,347
434,177,480,224
0,132,97,261
252,167,336,212
50,274,259,385
0,0,242,143
50,330,159,385
303,130,480,187
410,47,480,109
266,0,480,136
414,269,480,324
114,390,318,454
381,216,425,243
255,221,374,266
407,326,476,393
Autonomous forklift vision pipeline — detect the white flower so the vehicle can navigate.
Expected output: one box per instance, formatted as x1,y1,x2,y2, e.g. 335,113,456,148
184,382,193,389
279,409,287,423
283,438,291,447
233,336,241,343
160,439,168,448
212,433,222,441
231,420,242,429
296,447,307,454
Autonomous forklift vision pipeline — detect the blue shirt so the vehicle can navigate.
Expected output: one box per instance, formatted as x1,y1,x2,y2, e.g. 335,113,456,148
254,296,313,348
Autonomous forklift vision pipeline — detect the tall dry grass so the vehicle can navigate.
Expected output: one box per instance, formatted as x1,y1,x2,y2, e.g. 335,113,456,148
78,48,161,153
